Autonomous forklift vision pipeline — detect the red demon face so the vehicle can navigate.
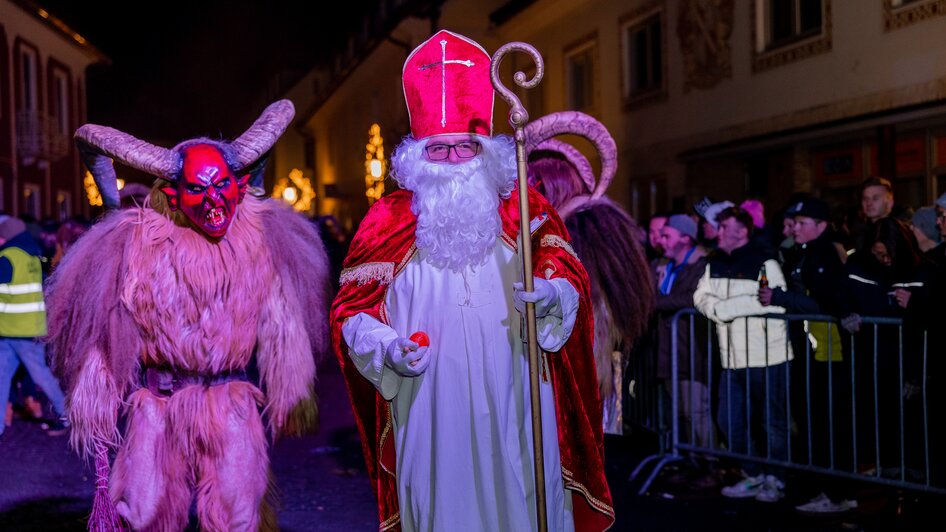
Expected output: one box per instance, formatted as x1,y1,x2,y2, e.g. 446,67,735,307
162,144,249,238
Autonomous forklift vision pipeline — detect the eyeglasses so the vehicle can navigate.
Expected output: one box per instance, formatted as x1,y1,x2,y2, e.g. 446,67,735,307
424,141,481,161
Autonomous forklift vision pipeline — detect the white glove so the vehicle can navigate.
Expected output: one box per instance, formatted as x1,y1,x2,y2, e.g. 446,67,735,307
384,337,430,377
513,277,559,318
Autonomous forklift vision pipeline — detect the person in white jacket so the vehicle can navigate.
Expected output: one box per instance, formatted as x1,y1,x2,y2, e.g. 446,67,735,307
693,206,794,503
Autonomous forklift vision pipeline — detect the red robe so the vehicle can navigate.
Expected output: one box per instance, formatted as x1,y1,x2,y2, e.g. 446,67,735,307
330,186,614,531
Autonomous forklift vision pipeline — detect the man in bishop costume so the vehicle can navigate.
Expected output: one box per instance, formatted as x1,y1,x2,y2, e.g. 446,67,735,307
330,30,614,532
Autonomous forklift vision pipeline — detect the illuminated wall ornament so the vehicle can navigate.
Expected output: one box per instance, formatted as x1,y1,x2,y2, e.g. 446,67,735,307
84,171,101,207
85,172,126,206
365,123,386,204
272,168,316,212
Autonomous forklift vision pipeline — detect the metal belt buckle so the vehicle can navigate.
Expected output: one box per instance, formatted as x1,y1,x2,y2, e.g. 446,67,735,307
147,368,176,397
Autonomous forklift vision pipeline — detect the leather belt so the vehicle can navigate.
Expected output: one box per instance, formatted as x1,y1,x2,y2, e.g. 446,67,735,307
141,366,248,397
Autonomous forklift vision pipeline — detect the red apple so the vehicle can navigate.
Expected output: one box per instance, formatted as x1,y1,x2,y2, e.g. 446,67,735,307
409,331,430,348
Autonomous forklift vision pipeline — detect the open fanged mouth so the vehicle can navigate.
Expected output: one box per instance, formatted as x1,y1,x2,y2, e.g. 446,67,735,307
205,207,227,228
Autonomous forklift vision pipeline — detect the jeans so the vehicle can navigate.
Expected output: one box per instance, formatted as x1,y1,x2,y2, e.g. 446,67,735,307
0,338,67,435
679,380,714,447
718,362,790,474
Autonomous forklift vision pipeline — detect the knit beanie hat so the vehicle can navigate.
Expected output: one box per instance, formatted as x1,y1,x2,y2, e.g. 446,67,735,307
912,207,940,242
0,216,26,242
666,214,698,240
740,199,765,229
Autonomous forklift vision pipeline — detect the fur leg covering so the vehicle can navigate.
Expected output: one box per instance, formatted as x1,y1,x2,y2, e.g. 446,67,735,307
111,382,270,531
111,390,191,531
193,382,271,532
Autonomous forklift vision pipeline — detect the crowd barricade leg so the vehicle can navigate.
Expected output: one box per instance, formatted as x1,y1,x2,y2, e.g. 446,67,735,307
640,310,945,497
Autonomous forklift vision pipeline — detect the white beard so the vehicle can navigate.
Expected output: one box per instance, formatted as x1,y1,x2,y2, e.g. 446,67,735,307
391,135,517,272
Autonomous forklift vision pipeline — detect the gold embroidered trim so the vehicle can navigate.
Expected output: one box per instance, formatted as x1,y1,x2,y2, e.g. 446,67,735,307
562,466,616,519
378,369,400,530
541,234,578,259
340,262,395,286
378,271,396,478
379,511,400,530
395,244,417,274
375,250,405,532
379,408,395,477
500,231,517,252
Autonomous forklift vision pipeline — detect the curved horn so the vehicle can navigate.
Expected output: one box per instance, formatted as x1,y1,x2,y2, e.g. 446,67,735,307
75,125,177,210
524,111,617,218
229,99,295,171
534,138,595,192
76,139,120,210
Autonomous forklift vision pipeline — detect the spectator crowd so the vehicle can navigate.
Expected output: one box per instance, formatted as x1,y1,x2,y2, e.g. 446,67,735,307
639,176,945,515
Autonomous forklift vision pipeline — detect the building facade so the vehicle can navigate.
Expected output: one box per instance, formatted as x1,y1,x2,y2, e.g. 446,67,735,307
1,0,107,220
276,0,946,230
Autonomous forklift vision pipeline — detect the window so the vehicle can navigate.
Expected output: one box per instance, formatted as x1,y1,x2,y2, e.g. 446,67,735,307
564,35,598,113
23,184,41,218
623,14,663,99
19,47,38,111
621,2,668,106
53,69,70,135
56,191,71,221
884,0,946,31
631,175,667,220
0,177,4,211
767,0,822,48
752,0,831,72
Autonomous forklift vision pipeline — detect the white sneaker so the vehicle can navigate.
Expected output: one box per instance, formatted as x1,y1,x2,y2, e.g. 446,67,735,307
754,475,785,503
721,474,765,498
795,492,857,515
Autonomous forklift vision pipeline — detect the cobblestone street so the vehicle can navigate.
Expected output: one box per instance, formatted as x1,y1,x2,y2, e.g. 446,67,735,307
1,354,940,531
0,355,377,532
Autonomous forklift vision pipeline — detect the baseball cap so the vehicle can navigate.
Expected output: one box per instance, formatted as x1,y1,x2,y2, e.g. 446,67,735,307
789,198,830,221
666,214,698,240
701,200,735,229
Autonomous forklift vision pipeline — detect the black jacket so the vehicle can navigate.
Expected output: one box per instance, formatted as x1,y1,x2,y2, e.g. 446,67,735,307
770,232,845,315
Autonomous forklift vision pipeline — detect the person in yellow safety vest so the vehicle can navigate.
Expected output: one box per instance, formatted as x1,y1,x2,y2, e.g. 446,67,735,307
0,215,68,438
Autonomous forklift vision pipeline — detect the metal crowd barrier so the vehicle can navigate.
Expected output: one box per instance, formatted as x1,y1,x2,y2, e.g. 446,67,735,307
629,308,942,496
622,335,663,446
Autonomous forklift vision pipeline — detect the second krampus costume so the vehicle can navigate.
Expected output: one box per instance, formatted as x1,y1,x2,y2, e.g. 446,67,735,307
46,100,331,531
525,112,656,434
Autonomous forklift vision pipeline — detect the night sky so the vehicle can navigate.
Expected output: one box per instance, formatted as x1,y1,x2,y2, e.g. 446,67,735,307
38,0,377,142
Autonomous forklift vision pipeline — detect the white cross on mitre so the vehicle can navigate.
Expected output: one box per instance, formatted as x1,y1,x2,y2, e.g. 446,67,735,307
419,39,475,128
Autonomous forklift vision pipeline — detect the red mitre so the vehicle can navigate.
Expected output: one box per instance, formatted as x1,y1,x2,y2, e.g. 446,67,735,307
402,30,494,139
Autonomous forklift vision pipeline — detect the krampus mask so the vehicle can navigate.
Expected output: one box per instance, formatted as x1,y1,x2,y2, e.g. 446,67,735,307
75,99,294,238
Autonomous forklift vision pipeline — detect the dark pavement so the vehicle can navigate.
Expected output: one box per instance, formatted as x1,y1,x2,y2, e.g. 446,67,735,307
2,354,940,531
